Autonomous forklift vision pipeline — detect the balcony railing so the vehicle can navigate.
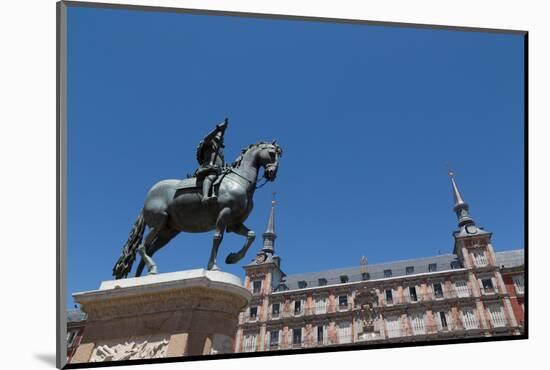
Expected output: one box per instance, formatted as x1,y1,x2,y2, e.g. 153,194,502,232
268,311,280,320
481,287,496,295
280,308,303,318
337,303,352,312
381,290,473,306
243,314,259,322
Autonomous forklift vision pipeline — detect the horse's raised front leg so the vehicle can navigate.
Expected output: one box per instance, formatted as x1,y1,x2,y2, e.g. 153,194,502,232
225,223,255,264
207,207,232,270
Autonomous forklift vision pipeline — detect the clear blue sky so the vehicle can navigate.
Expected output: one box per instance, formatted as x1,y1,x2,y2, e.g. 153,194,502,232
66,6,524,307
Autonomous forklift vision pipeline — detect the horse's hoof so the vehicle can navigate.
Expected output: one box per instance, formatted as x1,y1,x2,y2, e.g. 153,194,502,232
149,268,158,275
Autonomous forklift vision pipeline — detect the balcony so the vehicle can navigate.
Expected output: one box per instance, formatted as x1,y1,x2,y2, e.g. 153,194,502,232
243,314,259,323
337,303,352,312
268,311,280,320
481,287,497,296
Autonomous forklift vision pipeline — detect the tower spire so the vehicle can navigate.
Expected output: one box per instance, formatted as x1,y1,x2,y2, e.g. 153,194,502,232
261,193,277,255
448,171,475,227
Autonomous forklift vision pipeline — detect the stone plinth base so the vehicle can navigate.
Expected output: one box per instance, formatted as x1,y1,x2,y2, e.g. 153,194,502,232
70,269,251,364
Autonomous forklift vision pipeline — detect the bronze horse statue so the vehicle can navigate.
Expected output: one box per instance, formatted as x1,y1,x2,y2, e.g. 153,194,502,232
113,141,282,279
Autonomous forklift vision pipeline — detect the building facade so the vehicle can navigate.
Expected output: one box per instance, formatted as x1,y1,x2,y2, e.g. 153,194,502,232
66,309,87,363
235,174,525,352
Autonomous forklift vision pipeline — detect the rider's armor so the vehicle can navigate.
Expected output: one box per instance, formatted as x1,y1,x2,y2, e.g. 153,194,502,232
195,119,228,204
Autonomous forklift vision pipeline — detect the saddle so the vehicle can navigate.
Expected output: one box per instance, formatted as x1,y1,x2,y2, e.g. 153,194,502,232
175,168,230,191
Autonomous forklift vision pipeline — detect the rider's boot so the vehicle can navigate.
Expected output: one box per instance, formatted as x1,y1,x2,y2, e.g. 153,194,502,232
201,176,216,205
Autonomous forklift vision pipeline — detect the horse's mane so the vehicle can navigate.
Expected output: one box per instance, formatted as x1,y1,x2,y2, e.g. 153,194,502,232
231,141,282,168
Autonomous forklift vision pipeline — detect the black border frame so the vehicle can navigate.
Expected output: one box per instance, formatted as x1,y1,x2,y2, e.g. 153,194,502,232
57,1,528,369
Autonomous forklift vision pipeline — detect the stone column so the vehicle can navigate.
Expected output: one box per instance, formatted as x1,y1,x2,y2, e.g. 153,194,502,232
70,269,251,363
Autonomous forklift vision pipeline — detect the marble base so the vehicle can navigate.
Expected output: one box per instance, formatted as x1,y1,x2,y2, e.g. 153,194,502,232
70,269,251,363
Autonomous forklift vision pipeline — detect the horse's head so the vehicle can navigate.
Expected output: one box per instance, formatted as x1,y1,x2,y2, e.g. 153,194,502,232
255,141,283,181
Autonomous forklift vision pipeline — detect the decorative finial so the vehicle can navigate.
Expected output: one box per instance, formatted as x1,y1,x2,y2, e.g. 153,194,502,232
272,192,277,206
447,162,454,178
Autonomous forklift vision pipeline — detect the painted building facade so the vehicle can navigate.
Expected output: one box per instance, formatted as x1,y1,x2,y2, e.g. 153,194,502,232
235,174,525,352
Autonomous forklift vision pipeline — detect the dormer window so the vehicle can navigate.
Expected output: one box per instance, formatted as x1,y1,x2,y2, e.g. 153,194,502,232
384,269,392,278
298,280,307,289
428,263,437,272
318,278,327,286
450,261,461,269
361,272,370,281
406,266,414,275
340,275,349,283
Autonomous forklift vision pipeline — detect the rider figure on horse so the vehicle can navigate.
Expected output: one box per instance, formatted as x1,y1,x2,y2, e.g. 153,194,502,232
195,118,228,204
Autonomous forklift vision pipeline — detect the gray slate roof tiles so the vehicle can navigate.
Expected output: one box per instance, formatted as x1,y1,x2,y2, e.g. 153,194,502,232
67,309,87,323
280,249,523,291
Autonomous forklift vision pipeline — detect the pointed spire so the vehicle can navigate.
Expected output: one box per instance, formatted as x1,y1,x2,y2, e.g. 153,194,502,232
261,193,277,254
449,171,466,207
448,171,475,227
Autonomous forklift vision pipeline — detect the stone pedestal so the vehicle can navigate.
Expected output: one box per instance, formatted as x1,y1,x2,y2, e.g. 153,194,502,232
70,269,251,364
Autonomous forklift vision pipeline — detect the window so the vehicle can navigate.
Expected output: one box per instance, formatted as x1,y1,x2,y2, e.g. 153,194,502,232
437,311,449,330
294,300,302,315
298,280,307,289
252,280,262,294
338,322,352,344
67,331,77,346
385,289,393,304
269,330,279,348
428,263,437,272
487,304,507,328
315,297,327,314
454,280,470,298
461,307,479,329
243,333,258,352
338,295,348,309
406,266,414,275
317,325,324,343
271,303,280,317
410,312,426,335
385,316,401,338
450,260,462,269
292,328,302,346
513,275,524,295
249,306,258,320
481,278,495,294
409,286,418,302
384,269,392,278
340,275,349,283
433,283,444,299
361,272,370,280
472,249,488,267
318,278,327,286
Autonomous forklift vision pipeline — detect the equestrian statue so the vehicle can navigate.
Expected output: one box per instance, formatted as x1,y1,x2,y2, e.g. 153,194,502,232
112,118,282,279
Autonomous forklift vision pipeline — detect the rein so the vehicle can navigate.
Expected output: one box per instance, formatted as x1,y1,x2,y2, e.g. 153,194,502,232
228,168,269,190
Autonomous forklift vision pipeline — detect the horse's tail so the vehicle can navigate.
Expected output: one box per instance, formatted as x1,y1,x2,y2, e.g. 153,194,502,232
112,209,145,279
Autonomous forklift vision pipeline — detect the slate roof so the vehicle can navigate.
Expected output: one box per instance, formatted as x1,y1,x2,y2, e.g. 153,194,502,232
495,249,525,269
280,248,524,291
67,309,87,323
